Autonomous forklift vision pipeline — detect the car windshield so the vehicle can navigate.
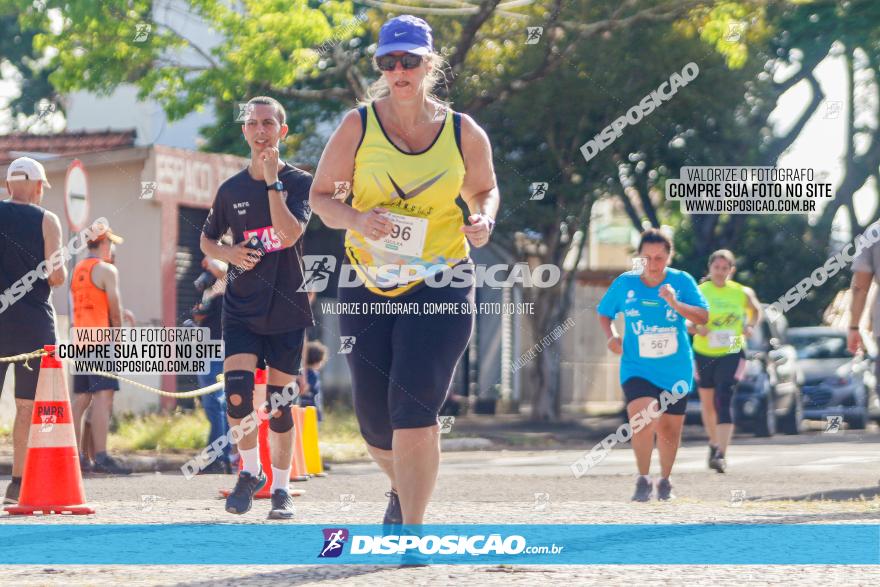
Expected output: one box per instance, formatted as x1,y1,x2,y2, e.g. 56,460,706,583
789,333,852,359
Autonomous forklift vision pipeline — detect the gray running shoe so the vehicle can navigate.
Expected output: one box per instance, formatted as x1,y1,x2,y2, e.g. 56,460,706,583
268,489,295,520
709,451,727,473
656,477,675,501
80,453,93,474
225,469,267,515
383,489,402,525
399,551,432,567
93,453,131,475
3,479,20,505
631,476,652,502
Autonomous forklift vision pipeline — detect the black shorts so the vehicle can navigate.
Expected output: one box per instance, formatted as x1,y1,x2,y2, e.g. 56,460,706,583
223,319,304,376
694,351,745,390
0,319,56,400
73,373,121,393
622,377,688,416
338,281,475,450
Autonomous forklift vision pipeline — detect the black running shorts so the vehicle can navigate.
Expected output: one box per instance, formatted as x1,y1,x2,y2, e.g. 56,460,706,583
622,377,688,416
222,318,305,376
338,281,475,450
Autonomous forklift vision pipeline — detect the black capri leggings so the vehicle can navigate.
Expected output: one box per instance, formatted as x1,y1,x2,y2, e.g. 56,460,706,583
694,351,746,425
338,281,475,450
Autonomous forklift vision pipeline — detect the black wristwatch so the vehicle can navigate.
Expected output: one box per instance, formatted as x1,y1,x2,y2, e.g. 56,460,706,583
266,180,284,193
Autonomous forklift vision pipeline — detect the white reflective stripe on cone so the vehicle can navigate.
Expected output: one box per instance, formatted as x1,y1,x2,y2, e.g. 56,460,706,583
27,424,79,449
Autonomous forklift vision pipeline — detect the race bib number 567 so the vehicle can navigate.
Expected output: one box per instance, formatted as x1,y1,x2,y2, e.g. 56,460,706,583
638,332,678,358
243,225,283,253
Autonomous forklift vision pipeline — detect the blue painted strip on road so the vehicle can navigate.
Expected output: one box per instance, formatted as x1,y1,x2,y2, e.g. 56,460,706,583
0,524,876,565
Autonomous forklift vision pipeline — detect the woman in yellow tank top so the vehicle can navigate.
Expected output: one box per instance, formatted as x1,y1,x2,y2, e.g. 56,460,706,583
689,250,762,474
309,15,500,531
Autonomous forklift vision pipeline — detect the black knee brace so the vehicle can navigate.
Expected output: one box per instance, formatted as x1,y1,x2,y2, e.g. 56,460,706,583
267,384,294,432
225,370,254,419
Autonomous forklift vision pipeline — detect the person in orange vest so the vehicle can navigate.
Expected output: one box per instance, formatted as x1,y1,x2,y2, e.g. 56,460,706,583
70,225,131,475
0,157,66,505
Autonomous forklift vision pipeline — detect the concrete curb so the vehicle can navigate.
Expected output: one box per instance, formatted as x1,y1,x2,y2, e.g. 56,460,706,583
0,437,496,475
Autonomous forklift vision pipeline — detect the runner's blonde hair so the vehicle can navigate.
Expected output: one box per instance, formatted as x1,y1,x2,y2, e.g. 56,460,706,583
361,52,450,107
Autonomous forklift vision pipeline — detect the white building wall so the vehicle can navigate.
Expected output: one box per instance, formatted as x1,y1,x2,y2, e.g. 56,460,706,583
64,0,222,150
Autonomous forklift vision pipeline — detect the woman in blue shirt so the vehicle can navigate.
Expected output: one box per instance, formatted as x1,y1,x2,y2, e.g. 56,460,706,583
597,229,709,501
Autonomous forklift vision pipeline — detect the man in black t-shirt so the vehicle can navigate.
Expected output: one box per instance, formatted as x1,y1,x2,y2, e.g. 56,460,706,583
201,96,314,519
0,157,65,506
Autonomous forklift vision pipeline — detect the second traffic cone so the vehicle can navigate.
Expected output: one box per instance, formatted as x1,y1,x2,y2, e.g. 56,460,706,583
6,346,94,515
290,406,309,482
303,406,326,477
251,418,274,498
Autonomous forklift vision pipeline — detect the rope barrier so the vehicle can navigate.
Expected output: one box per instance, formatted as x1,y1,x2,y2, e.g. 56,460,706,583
0,349,222,398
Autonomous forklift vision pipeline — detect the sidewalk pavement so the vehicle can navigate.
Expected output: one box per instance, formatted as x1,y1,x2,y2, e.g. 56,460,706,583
0,437,496,474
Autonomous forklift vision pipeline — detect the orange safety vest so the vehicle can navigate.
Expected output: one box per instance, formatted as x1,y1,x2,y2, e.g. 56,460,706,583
71,258,110,327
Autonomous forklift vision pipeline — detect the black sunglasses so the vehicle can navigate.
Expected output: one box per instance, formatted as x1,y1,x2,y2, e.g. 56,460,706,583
375,53,423,72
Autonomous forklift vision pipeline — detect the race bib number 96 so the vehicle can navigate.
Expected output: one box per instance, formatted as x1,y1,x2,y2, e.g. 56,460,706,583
243,225,283,253
365,212,427,258
638,332,678,358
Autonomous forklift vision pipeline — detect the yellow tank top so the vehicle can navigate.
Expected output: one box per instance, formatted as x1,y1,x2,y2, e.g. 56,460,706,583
693,280,748,357
345,102,468,297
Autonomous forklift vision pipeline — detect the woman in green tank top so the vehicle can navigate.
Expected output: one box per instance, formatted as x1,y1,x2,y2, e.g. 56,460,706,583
689,250,762,473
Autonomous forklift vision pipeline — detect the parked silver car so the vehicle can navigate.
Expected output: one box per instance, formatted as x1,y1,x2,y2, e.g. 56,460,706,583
788,327,876,430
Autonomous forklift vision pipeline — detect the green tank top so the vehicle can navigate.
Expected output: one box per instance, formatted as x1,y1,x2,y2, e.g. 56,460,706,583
693,280,748,357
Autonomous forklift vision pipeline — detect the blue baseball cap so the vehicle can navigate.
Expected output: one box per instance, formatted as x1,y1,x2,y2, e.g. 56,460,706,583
376,15,433,57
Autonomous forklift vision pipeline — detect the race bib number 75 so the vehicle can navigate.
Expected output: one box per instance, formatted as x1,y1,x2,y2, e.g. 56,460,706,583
244,225,283,253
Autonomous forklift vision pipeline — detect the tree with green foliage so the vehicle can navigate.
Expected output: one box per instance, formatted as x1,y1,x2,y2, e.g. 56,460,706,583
0,7,58,130
9,0,863,420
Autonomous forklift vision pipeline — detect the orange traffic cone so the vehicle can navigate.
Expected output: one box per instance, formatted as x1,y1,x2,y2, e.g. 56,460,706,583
253,367,268,409
290,406,309,482
220,369,305,498
250,418,275,498
5,346,94,515
303,406,327,477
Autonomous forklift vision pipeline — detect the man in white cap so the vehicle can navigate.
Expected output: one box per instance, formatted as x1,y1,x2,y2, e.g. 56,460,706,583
0,157,66,504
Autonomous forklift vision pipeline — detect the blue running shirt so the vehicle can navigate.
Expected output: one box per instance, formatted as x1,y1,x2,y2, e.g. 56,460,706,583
597,268,708,393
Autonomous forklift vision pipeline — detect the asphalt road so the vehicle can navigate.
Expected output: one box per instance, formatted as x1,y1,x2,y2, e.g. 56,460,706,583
1,426,879,585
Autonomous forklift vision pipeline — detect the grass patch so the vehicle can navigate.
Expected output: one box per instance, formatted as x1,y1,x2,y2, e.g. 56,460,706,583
106,406,369,462
320,406,368,462
109,411,209,453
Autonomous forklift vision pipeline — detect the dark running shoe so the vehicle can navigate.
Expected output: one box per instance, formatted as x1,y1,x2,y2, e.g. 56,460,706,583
708,445,718,468
93,453,132,475
656,477,675,501
383,489,403,525
225,469,267,515
399,551,432,568
3,479,20,505
631,476,652,502
198,460,227,475
709,451,727,474
79,453,93,474
268,489,295,520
